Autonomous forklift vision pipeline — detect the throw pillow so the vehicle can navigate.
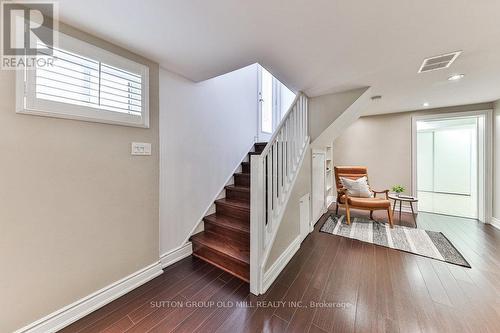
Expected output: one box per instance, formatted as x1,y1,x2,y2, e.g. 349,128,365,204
340,176,372,198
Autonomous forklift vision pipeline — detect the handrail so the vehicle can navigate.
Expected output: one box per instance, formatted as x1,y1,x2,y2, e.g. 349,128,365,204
250,92,309,295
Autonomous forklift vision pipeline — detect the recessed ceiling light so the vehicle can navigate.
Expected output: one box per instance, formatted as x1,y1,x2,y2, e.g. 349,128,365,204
448,74,465,81
423,102,430,107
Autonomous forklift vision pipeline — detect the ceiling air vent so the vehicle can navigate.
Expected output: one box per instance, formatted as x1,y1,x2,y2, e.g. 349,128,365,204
418,51,462,73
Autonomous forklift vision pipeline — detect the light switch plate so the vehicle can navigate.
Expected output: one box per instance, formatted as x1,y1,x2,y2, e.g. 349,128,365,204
131,142,152,156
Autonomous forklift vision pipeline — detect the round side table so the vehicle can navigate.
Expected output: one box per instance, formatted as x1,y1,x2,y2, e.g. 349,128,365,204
388,194,418,226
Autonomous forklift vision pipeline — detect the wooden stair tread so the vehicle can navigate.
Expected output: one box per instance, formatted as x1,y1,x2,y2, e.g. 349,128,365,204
191,232,249,264
204,213,249,234
225,185,250,192
233,172,250,177
215,198,250,210
225,184,250,201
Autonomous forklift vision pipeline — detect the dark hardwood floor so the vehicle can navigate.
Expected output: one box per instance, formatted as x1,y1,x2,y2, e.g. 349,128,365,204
61,206,500,332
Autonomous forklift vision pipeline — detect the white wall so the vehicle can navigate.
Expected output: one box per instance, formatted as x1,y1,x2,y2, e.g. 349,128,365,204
159,64,259,256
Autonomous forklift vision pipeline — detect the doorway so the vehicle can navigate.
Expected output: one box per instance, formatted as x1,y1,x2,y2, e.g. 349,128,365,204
257,66,296,141
412,110,492,222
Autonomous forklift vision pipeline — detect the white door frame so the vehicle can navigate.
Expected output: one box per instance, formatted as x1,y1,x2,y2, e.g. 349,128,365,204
411,109,493,223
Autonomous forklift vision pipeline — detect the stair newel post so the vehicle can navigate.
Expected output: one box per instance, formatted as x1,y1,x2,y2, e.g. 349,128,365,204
298,97,303,144
272,141,278,218
291,106,296,166
250,153,265,295
304,96,308,146
285,121,290,183
278,128,284,205
300,96,304,147
302,95,306,143
295,105,299,163
295,106,299,163
266,151,272,233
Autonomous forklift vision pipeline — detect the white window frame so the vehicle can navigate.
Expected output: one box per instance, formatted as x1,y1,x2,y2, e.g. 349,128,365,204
16,32,150,128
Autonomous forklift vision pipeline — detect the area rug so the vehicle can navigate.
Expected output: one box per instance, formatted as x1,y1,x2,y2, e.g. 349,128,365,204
320,215,470,268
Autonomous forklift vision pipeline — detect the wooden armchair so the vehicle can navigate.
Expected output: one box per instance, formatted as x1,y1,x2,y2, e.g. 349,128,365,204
334,166,394,228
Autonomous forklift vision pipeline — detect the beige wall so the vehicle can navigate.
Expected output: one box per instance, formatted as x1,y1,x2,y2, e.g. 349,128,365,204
332,103,493,196
0,24,159,332
309,88,368,141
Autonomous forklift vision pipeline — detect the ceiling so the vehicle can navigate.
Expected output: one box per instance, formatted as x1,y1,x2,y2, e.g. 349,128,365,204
57,0,500,115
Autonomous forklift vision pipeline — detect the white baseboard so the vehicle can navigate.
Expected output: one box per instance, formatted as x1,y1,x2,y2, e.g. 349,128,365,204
313,212,323,226
326,195,335,209
262,235,301,293
489,217,500,231
15,262,163,333
160,242,193,268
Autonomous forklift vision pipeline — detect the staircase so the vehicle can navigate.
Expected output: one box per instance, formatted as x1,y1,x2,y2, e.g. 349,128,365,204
190,142,267,282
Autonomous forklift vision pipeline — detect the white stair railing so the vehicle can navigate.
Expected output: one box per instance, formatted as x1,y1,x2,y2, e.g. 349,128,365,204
250,92,309,294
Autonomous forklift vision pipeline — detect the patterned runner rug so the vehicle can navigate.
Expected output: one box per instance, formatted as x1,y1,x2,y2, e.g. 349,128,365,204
320,215,470,267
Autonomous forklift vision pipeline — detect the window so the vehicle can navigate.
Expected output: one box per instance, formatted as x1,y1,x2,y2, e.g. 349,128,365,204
258,65,296,138
16,32,149,128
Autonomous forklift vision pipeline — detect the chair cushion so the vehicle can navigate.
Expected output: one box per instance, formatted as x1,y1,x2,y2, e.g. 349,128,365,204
339,195,390,209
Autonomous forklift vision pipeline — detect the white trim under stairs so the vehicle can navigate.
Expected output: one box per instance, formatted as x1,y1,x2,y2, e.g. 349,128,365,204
160,242,193,268
262,235,301,293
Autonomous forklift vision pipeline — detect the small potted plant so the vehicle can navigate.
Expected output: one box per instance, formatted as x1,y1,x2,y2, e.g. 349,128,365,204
391,185,405,197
